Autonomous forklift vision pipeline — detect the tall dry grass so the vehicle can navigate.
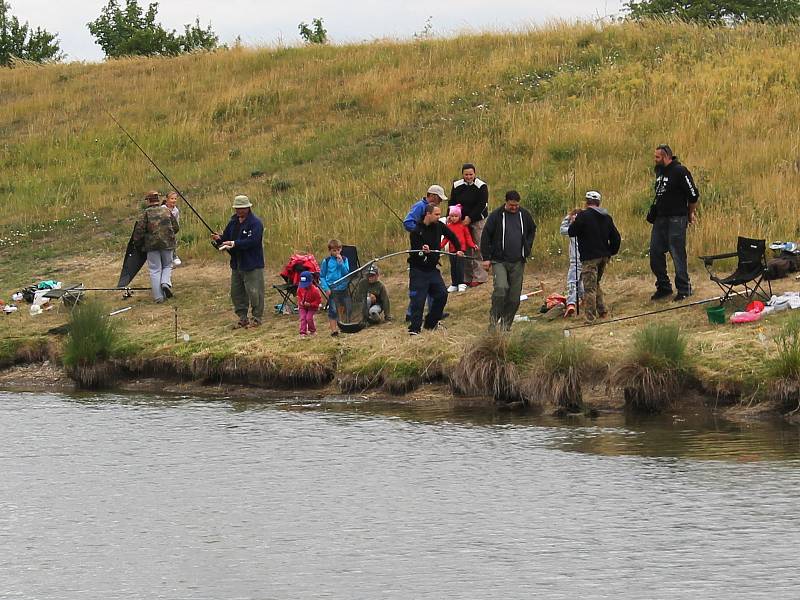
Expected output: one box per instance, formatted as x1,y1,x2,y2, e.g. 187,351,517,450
2,20,800,274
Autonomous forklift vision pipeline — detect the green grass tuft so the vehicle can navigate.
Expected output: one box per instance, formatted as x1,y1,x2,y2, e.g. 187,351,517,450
767,314,800,380
63,300,118,368
631,323,690,373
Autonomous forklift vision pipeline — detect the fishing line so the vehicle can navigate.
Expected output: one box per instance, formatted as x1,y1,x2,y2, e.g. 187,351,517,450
106,110,216,236
564,291,746,331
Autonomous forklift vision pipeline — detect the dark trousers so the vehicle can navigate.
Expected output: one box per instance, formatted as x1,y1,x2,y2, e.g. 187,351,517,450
449,255,465,286
490,260,525,330
649,216,691,295
408,268,448,332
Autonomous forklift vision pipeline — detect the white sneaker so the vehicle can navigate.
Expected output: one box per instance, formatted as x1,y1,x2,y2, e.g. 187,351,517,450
447,285,458,293
172,257,182,267
457,284,467,292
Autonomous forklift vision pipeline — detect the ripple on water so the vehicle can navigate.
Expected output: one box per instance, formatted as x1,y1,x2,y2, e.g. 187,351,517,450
1,391,799,599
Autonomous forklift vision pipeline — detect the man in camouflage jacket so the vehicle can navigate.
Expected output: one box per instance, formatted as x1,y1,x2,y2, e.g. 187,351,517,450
132,190,179,302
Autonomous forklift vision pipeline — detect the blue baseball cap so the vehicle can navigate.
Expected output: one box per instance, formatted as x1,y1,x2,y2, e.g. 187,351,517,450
299,271,313,288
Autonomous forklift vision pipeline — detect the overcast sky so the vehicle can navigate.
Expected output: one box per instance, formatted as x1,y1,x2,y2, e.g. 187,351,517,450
11,0,626,61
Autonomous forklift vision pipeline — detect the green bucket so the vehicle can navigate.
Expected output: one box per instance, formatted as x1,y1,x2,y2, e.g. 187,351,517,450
705,305,726,324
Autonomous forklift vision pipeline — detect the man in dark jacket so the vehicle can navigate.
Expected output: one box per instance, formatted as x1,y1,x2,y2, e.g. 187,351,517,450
450,163,489,286
648,144,699,302
408,204,463,335
212,195,265,329
567,191,621,323
480,190,536,330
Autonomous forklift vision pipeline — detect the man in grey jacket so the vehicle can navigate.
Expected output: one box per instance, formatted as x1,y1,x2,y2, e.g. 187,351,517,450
480,190,536,330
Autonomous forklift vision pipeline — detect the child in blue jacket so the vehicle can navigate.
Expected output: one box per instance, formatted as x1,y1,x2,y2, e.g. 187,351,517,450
319,239,351,336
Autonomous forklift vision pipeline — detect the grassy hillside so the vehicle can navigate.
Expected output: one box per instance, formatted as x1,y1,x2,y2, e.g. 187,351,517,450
3,20,800,413
2,20,800,283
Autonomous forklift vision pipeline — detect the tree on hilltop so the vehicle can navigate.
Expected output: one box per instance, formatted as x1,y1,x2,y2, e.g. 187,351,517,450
87,0,219,58
298,18,328,44
0,1,62,66
625,0,800,23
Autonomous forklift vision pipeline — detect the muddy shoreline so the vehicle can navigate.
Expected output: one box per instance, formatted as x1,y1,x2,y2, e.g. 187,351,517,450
0,358,784,423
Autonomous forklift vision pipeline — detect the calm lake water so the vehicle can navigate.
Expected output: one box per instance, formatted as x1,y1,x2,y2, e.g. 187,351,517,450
2,390,799,599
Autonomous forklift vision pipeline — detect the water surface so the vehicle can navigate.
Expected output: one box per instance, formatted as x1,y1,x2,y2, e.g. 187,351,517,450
1,391,798,599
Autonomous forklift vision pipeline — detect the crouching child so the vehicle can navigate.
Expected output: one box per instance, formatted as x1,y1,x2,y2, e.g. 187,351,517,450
353,264,392,325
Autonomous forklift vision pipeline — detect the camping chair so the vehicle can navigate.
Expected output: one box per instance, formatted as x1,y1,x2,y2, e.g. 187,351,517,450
699,237,772,304
273,253,326,314
341,244,362,298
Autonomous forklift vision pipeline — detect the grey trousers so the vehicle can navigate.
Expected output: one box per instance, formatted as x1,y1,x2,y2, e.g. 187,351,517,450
146,250,174,301
231,268,264,321
490,260,525,330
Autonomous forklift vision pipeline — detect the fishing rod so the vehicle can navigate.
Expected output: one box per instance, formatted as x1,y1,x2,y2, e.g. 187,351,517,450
347,168,406,225
564,291,746,331
79,286,150,292
366,187,405,225
106,110,216,236
328,249,479,289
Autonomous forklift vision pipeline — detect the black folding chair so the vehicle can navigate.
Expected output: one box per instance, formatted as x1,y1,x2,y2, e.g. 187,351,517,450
274,270,328,315
699,237,772,304
341,244,362,298
272,282,299,314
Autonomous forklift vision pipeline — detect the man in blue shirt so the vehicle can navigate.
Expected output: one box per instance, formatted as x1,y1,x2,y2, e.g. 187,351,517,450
403,185,448,321
403,184,447,232
213,195,265,329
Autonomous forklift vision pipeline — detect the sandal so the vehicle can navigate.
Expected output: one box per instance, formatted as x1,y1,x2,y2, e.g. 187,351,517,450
233,319,250,329
564,304,576,317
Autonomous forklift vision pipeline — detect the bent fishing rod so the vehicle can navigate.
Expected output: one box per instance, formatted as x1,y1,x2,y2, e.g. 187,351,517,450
564,291,746,331
106,110,216,236
329,249,480,289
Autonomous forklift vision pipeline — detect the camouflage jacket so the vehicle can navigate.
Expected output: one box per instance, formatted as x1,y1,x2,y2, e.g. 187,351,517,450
132,205,179,252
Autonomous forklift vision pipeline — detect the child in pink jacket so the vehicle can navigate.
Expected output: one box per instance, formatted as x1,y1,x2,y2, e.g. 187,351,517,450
297,271,322,337
441,204,478,292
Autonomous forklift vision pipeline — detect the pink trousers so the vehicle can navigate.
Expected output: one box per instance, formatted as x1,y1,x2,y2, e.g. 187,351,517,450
299,307,317,335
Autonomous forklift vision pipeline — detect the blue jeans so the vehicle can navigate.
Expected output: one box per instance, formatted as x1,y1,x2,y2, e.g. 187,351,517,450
649,216,691,295
327,290,352,321
408,268,448,332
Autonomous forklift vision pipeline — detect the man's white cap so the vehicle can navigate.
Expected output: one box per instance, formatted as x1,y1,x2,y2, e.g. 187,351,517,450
585,190,602,203
426,185,448,201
